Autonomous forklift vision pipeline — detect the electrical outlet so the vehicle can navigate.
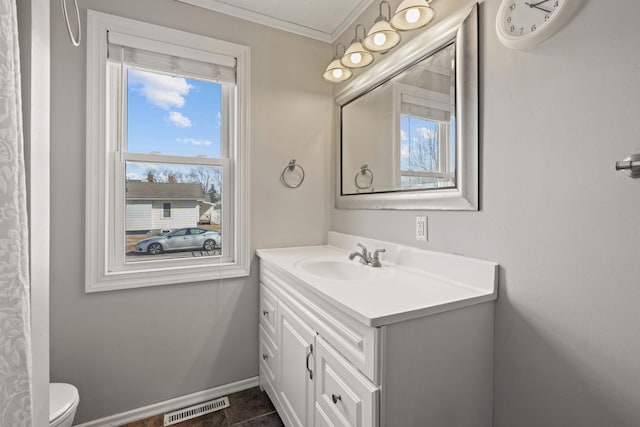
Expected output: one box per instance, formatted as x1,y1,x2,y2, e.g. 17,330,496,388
416,216,427,241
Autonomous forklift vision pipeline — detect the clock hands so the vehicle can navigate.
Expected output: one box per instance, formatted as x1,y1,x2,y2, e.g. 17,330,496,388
525,1,552,13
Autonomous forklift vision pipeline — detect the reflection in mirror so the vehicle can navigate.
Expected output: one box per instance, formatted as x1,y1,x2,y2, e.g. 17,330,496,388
336,4,477,210
341,43,456,195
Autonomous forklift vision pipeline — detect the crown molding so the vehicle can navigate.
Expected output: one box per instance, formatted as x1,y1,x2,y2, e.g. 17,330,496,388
330,0,375,43
176,0,375,44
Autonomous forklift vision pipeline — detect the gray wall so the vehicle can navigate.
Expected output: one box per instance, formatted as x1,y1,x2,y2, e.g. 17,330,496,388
342,84,395,193
332,0,640,425
50,0,332,423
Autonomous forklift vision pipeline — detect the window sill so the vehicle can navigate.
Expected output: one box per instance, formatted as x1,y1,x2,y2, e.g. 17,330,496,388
85,261,251,293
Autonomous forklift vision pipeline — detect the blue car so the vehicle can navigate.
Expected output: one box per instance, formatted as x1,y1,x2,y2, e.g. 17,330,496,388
135,227,221,255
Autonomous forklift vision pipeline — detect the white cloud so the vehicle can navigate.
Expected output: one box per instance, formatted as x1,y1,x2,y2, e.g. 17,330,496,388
168,111,192,128
401,129,408,141
129,69,191,110
177,138,212,147
416,127,435,140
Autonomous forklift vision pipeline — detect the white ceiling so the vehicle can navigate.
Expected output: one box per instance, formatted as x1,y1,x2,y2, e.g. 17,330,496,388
176,0,375,43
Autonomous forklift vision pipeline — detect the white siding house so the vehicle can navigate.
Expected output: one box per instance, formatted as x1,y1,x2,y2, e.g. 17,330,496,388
125,201,152,231
125,182,209,233
150,200,199,230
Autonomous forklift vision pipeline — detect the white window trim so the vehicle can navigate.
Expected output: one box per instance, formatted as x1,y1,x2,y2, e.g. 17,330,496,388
86,10,250,293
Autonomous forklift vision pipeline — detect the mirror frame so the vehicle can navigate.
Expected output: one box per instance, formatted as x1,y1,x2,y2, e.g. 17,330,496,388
335,4,478,210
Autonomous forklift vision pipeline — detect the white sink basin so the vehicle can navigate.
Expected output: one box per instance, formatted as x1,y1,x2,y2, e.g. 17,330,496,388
295,258,385,281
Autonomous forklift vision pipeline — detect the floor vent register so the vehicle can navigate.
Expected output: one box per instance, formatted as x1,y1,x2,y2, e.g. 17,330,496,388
163,396,230,426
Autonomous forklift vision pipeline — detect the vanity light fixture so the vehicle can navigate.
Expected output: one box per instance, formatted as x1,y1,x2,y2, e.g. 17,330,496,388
363,1,401,53
390,0,435,31
323,43,353,82
324,0,437,83
341,24,374,68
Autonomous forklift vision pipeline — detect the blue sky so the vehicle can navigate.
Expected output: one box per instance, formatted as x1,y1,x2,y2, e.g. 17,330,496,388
127,69,222,158
400,116,456,172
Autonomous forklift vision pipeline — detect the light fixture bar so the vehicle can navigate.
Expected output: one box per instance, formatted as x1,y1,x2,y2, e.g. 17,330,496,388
323,0,438,83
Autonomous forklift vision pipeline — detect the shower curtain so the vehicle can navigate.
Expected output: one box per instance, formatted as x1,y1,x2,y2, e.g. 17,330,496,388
0,0,33,425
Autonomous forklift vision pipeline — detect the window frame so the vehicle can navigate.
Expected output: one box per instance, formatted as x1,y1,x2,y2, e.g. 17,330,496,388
86,10,250,292
392,82,455,189
162,202,172,219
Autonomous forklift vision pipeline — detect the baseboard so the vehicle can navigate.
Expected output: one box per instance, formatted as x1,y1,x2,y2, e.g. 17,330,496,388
73,377,259,427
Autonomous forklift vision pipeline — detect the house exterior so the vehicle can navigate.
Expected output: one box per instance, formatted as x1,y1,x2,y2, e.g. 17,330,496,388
125,181,213,233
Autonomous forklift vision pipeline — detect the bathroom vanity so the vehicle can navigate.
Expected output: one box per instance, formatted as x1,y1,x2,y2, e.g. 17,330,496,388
256,232,498,427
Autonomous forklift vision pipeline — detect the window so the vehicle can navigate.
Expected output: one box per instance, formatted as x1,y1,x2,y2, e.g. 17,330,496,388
162,203,172,218
394,82,456,190
399,115,454,189
86,11,250,292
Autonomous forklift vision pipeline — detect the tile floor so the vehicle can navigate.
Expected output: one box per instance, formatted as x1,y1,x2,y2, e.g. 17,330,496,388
120,387,283,427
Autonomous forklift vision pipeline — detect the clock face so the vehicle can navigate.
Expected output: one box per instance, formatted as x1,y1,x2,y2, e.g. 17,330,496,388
496,0,576,49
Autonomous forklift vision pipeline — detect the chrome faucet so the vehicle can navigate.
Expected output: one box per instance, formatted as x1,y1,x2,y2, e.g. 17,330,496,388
348,243,386,268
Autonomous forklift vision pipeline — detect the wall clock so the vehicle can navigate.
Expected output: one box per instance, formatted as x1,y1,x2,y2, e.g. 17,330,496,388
496,0,578,49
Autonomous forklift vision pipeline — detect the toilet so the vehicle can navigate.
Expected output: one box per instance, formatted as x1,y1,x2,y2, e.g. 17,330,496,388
49,383,79,427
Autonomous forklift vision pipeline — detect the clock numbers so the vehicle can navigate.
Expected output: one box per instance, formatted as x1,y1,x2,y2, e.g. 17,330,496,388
503,0,561,38
497,0,577,49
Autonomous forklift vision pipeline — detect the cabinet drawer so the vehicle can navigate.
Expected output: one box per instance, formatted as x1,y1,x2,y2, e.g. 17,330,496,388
259,324,278,387
315,402,337,427
315,336,378,427
260,284,278,339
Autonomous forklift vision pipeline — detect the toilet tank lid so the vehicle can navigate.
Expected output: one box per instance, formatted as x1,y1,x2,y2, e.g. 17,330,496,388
49,383,79,422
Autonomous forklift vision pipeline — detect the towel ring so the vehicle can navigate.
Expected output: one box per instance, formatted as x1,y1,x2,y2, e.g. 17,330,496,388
281,160,305,189
354,164,374,190
61,0,81,47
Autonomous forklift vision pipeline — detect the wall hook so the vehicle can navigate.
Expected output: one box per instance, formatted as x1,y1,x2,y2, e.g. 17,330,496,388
615,153,640,179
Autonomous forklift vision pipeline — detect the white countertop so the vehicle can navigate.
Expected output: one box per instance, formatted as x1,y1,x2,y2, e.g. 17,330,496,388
257,232,499,327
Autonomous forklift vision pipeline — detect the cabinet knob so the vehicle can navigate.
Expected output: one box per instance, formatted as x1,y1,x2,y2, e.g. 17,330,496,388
262,354,268,360
262,310,269,316
331,394,342,404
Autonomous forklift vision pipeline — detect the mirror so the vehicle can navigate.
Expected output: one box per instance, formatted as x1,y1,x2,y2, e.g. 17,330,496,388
342,43,456,194
336,4,478,210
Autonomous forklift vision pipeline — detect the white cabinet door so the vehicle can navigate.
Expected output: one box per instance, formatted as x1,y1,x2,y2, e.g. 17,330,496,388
278,302,316,427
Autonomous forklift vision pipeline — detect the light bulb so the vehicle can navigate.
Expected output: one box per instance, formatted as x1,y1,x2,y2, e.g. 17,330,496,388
350,52,362,64
405,8,420,24
373,33,387,46
332,68,343,79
